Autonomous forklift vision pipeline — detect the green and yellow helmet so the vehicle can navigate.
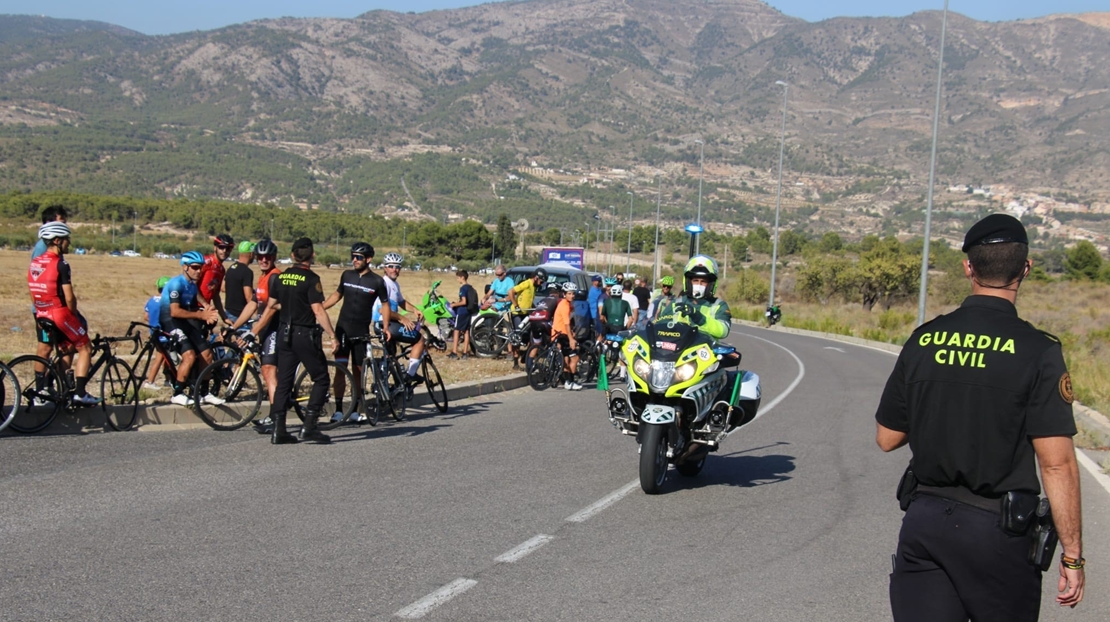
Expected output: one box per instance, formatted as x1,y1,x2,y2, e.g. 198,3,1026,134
659,275,675,287
683,255,719,298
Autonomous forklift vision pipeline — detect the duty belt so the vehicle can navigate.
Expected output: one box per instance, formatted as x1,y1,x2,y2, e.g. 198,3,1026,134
916,485,1001,514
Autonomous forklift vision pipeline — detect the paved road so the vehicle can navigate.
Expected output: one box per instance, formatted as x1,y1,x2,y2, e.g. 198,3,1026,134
2,325,1107,621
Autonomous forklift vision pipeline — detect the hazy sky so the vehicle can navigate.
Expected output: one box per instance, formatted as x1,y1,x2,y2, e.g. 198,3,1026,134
5,1,1107,35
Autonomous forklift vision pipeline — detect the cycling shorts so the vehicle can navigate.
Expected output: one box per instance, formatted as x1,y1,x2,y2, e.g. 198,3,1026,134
555,334,577,358
335,322,371,365
259,327,278,367
163,317,210,355
384,321,421,345
35,308,90,349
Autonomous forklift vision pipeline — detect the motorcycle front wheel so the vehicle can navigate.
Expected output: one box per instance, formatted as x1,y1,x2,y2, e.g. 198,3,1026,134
639,423,669,494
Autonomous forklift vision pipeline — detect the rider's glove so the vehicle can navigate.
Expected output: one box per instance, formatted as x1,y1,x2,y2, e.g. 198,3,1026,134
689,309,706,326
674,302,694,318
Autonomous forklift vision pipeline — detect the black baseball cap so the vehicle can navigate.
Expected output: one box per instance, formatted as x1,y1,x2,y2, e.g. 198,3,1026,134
961,214,1028,253
291,237,314,252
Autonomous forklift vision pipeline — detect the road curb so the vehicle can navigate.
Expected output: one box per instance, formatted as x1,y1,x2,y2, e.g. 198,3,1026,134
6,372,531,435
731,319,1110,441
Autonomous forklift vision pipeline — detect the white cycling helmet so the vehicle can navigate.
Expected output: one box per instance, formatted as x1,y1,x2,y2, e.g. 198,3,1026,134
609,284,623,297
383,252,404,266
39,222,71,240
561,281,578,293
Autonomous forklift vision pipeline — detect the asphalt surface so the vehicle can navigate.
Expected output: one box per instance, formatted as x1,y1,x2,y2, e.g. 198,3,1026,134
2,325,1107,621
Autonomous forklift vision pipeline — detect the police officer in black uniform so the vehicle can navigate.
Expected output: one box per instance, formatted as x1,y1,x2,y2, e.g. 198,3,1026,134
876,214,1085,621
322,242,390,423
255,237,337,444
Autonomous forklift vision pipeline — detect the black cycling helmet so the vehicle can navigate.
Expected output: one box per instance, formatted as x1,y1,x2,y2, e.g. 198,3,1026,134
350,242,374,257
533,267,548,281
213,234,234,248
255,238,278,256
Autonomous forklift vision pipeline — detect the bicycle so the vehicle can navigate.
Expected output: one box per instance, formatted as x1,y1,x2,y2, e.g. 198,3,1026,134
370,330,409,421
128,321,182,394
291,357,356,431
191,333,268,431
7,321,140,433
0,360,21,433
527,340,564,391
400,326,448,413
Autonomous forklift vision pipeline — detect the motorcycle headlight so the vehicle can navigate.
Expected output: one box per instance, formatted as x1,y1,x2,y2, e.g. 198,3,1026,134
632,357,651,380
673,362,697,384
648,361,676,391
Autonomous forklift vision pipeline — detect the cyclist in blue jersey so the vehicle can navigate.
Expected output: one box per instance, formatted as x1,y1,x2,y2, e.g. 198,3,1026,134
160,251,221,406
141,276,171,390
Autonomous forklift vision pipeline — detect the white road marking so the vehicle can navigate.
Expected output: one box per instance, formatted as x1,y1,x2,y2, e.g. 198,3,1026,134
728,331,806,427
1075,448,1110,497
395,578,478,619
824,346,846,353
494,534,555,563
565,481,639,522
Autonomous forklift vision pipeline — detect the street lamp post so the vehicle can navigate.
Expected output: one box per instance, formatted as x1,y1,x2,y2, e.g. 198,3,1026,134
694,139,705,255
769,80,789,310
653,177,662,285
625,191,634,274
132,210,137,252
917,0,949,327
607,205,615,275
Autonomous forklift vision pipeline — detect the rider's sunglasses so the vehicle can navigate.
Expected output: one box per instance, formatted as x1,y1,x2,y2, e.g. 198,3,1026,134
186,263,203,271
215,244,232,250
256,254,275,261
351,254,365,261
385,264,401,270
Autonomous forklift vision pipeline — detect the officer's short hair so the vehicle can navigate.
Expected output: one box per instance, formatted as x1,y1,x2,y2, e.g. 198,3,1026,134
967,242,1028,286
292,246,314,263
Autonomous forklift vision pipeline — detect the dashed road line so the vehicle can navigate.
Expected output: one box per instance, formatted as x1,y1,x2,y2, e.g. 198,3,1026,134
565,481,638,523
494,534,555,563
395,578,478,619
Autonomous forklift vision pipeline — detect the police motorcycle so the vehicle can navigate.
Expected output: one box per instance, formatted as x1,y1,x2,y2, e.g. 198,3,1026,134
605,314,762,494
765,304,782,326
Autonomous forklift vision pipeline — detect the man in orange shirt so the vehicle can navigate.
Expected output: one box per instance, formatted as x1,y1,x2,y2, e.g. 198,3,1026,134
551,282,582,391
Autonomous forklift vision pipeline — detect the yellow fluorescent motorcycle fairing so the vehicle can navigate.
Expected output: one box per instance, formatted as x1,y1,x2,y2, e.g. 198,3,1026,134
606,319,761,494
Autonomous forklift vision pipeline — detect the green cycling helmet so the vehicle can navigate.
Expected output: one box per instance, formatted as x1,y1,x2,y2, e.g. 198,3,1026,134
156,276,171,291
237,240,256,254
660,275,675,286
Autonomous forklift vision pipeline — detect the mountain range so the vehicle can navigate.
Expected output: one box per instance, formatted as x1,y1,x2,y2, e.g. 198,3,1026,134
1,0,1108,236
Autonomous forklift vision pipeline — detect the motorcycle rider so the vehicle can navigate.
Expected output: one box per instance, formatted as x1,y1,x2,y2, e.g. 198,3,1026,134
657,255,731,340
649,275,676,321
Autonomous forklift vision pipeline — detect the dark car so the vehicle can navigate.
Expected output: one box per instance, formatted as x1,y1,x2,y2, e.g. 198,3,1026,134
505,263,591,301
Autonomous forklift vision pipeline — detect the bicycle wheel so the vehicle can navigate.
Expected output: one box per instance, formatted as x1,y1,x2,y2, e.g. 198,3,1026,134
293,361,355,431
0,361,21,433
6,355,64,434
422,356,448,413
360,355,391,425
575,347,598,385
470,317,506,357
100,358,139,431
386,359,408,421
193,357,263,431
546,348,565,388
528,346,553,391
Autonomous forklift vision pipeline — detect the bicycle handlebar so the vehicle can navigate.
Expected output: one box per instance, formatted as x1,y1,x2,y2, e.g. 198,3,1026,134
95,332,142,355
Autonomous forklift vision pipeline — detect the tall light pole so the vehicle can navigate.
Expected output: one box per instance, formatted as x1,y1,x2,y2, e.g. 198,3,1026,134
917,0,949,327
769,80,789,309
694,139,705,255
607,205,615,275
625,191,634,274
653,177,662,286
132,210,137,252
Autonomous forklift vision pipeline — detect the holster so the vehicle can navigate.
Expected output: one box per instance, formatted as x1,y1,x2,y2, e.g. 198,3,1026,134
896,463,917,512
281,323,293,347
1028,497,1058,571
311,325,324,350
1000,490,1038,536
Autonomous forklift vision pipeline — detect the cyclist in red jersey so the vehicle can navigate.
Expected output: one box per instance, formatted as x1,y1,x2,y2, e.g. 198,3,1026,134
27,222,99,406
198,233,234,325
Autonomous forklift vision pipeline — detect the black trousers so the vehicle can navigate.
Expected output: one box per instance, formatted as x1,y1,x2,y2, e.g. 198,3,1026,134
270,326,329,416
890,494,1041,622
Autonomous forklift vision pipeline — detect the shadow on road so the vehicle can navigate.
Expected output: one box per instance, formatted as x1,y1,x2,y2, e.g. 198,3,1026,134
326,401,500,442
677,450,796,490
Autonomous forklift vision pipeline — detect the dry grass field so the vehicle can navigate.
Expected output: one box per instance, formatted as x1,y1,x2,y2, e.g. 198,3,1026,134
731,279,1110,416
0,250,507,385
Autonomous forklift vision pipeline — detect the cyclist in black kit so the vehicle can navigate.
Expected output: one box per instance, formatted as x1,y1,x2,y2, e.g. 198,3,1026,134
322,242,390,424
